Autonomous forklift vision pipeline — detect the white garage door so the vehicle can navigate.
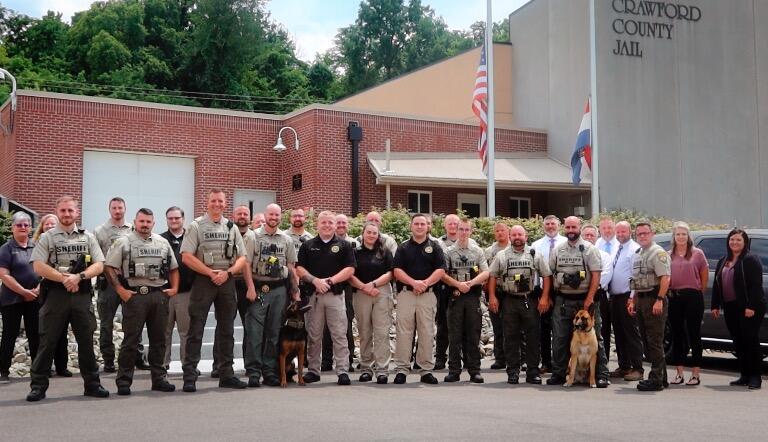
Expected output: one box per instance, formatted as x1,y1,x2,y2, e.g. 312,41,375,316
82,150,195,233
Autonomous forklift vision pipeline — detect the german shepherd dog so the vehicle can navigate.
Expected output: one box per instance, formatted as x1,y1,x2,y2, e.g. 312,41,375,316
565,308,599,388
279,300,308,387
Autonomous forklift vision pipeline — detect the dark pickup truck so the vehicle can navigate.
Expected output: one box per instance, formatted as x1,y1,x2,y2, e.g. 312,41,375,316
654,229,768,359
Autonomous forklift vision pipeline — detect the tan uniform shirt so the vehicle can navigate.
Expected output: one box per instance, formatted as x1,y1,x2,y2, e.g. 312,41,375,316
30,225,105,273
246,226,297,281
631,243,671,292
105,231,178,288
93,220,132,256
180,214,246,270
489,245,552,294
549,238,602,294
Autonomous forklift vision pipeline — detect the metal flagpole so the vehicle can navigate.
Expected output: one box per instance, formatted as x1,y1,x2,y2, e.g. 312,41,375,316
589,0,600,218
486,0,496,218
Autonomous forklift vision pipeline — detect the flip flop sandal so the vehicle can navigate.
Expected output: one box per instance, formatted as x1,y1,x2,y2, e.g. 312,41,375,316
670,374,685,385
686,376,700,386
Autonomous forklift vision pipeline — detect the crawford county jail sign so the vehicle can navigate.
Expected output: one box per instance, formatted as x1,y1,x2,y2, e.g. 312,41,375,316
610,0,702,57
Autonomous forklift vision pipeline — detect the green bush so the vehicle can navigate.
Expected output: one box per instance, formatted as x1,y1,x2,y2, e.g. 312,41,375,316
0,211,12,244
277,207,728,249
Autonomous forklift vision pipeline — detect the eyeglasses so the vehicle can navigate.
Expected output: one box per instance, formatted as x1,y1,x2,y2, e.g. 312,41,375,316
14,223,30,228
636,231,652,236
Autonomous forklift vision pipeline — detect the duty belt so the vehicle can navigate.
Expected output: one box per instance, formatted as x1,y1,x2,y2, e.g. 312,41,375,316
128,285,163,295
253,278,286,293
636,287,660,298
499,291,533,298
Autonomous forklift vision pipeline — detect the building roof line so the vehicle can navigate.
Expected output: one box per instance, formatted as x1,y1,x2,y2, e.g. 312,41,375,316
16,90,548,133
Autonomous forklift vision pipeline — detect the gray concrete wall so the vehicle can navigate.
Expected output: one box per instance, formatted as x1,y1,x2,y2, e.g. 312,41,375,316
510,0,768,226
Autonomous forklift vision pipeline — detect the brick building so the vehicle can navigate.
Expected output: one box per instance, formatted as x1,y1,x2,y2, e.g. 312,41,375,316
0,89,585,231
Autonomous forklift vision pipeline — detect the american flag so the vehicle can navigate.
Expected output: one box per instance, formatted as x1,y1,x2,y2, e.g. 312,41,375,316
472,45,489,176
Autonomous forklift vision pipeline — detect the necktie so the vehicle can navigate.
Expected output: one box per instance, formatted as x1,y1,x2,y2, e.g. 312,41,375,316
604,242,612,254
549,237,555,252
612,244,623,268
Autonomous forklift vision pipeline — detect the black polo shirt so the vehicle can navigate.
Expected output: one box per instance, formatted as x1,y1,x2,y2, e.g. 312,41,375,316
354,245,393,284
0,238,39,306
298,234,356,278
393,237,445,280
161,229,195,292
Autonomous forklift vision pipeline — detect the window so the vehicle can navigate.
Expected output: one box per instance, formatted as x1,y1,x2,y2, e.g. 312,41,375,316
407,190,432,214
749,238,768,269
509,197,531,218
457,193,486,218
696,237,727,270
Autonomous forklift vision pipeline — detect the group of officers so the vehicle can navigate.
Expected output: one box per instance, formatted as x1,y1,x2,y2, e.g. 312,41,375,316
22,189,674,402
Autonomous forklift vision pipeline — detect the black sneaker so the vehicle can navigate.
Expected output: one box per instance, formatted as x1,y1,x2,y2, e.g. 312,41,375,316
182,381,196,392
84,385,110,398
151,381,176,392
103,362,116,373
320,364,333,372
56,369,73,378
210,368,220,378
135,358,151,371
637,380,663,391
420,373,438,384
263,377,280,387
507,375,519,384
443,373,461,383
117,386,131,396
469,374,484,384
433,361,445,370
376,375,388,385
26,388,46,402
394,373,407,384
526,375,542,384
359,373,373,382
303,372,321,384
248,377,261,388
546,375,566,386
596,378,610,388
219,377,247,389
730,377,749,386
0,372,9,384
490,361,506,370
338,374,351,386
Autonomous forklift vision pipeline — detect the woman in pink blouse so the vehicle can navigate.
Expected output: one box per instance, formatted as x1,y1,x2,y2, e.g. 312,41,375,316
667,222,708,386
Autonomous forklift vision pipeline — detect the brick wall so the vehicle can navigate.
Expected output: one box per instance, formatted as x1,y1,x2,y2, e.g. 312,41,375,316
0,103,16,198
7,93,548,219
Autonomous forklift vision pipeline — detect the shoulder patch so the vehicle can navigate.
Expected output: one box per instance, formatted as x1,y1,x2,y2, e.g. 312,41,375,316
657,251,669,263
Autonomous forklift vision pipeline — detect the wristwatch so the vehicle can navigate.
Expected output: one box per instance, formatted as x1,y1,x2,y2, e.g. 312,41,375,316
656,295,665,301
227,270,233,278
79,272,86,280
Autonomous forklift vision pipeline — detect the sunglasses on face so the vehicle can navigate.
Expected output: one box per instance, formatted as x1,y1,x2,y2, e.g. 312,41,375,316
14,223,30,228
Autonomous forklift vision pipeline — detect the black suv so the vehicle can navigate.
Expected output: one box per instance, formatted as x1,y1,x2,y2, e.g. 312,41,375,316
654,229,768,359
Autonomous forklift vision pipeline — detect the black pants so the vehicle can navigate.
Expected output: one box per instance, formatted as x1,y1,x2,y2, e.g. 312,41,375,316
322,287,355,368
501,294,539,376
30,287,101,391
97,282,121,364
668,290,704,366
485,292,505,364
0,301,40,373
540,309,552,368
213,277,249,370
117,289,169,387
609,293,644,371
598,290,611,357
723,301,765,379
435,285,450,364
447,293,482,375
183,276,237,382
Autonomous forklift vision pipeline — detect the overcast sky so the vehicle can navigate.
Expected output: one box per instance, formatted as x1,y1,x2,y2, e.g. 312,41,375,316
4,0,530,61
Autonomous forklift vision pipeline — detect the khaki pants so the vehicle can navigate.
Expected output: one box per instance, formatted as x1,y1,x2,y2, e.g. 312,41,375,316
393,290,437,375
352,285,393,377
307,293,349,375
164,291,191,366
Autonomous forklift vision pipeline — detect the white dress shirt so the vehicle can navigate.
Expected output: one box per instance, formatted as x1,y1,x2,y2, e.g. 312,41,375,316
608,239,640,295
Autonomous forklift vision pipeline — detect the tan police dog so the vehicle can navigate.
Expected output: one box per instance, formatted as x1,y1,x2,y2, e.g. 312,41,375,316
565,308,599,388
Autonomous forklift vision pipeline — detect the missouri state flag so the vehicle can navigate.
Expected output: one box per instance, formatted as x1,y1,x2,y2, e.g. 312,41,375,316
571,98,592,185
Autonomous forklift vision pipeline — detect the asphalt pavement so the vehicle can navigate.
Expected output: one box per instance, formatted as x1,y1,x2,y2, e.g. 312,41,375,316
0,354,764,441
